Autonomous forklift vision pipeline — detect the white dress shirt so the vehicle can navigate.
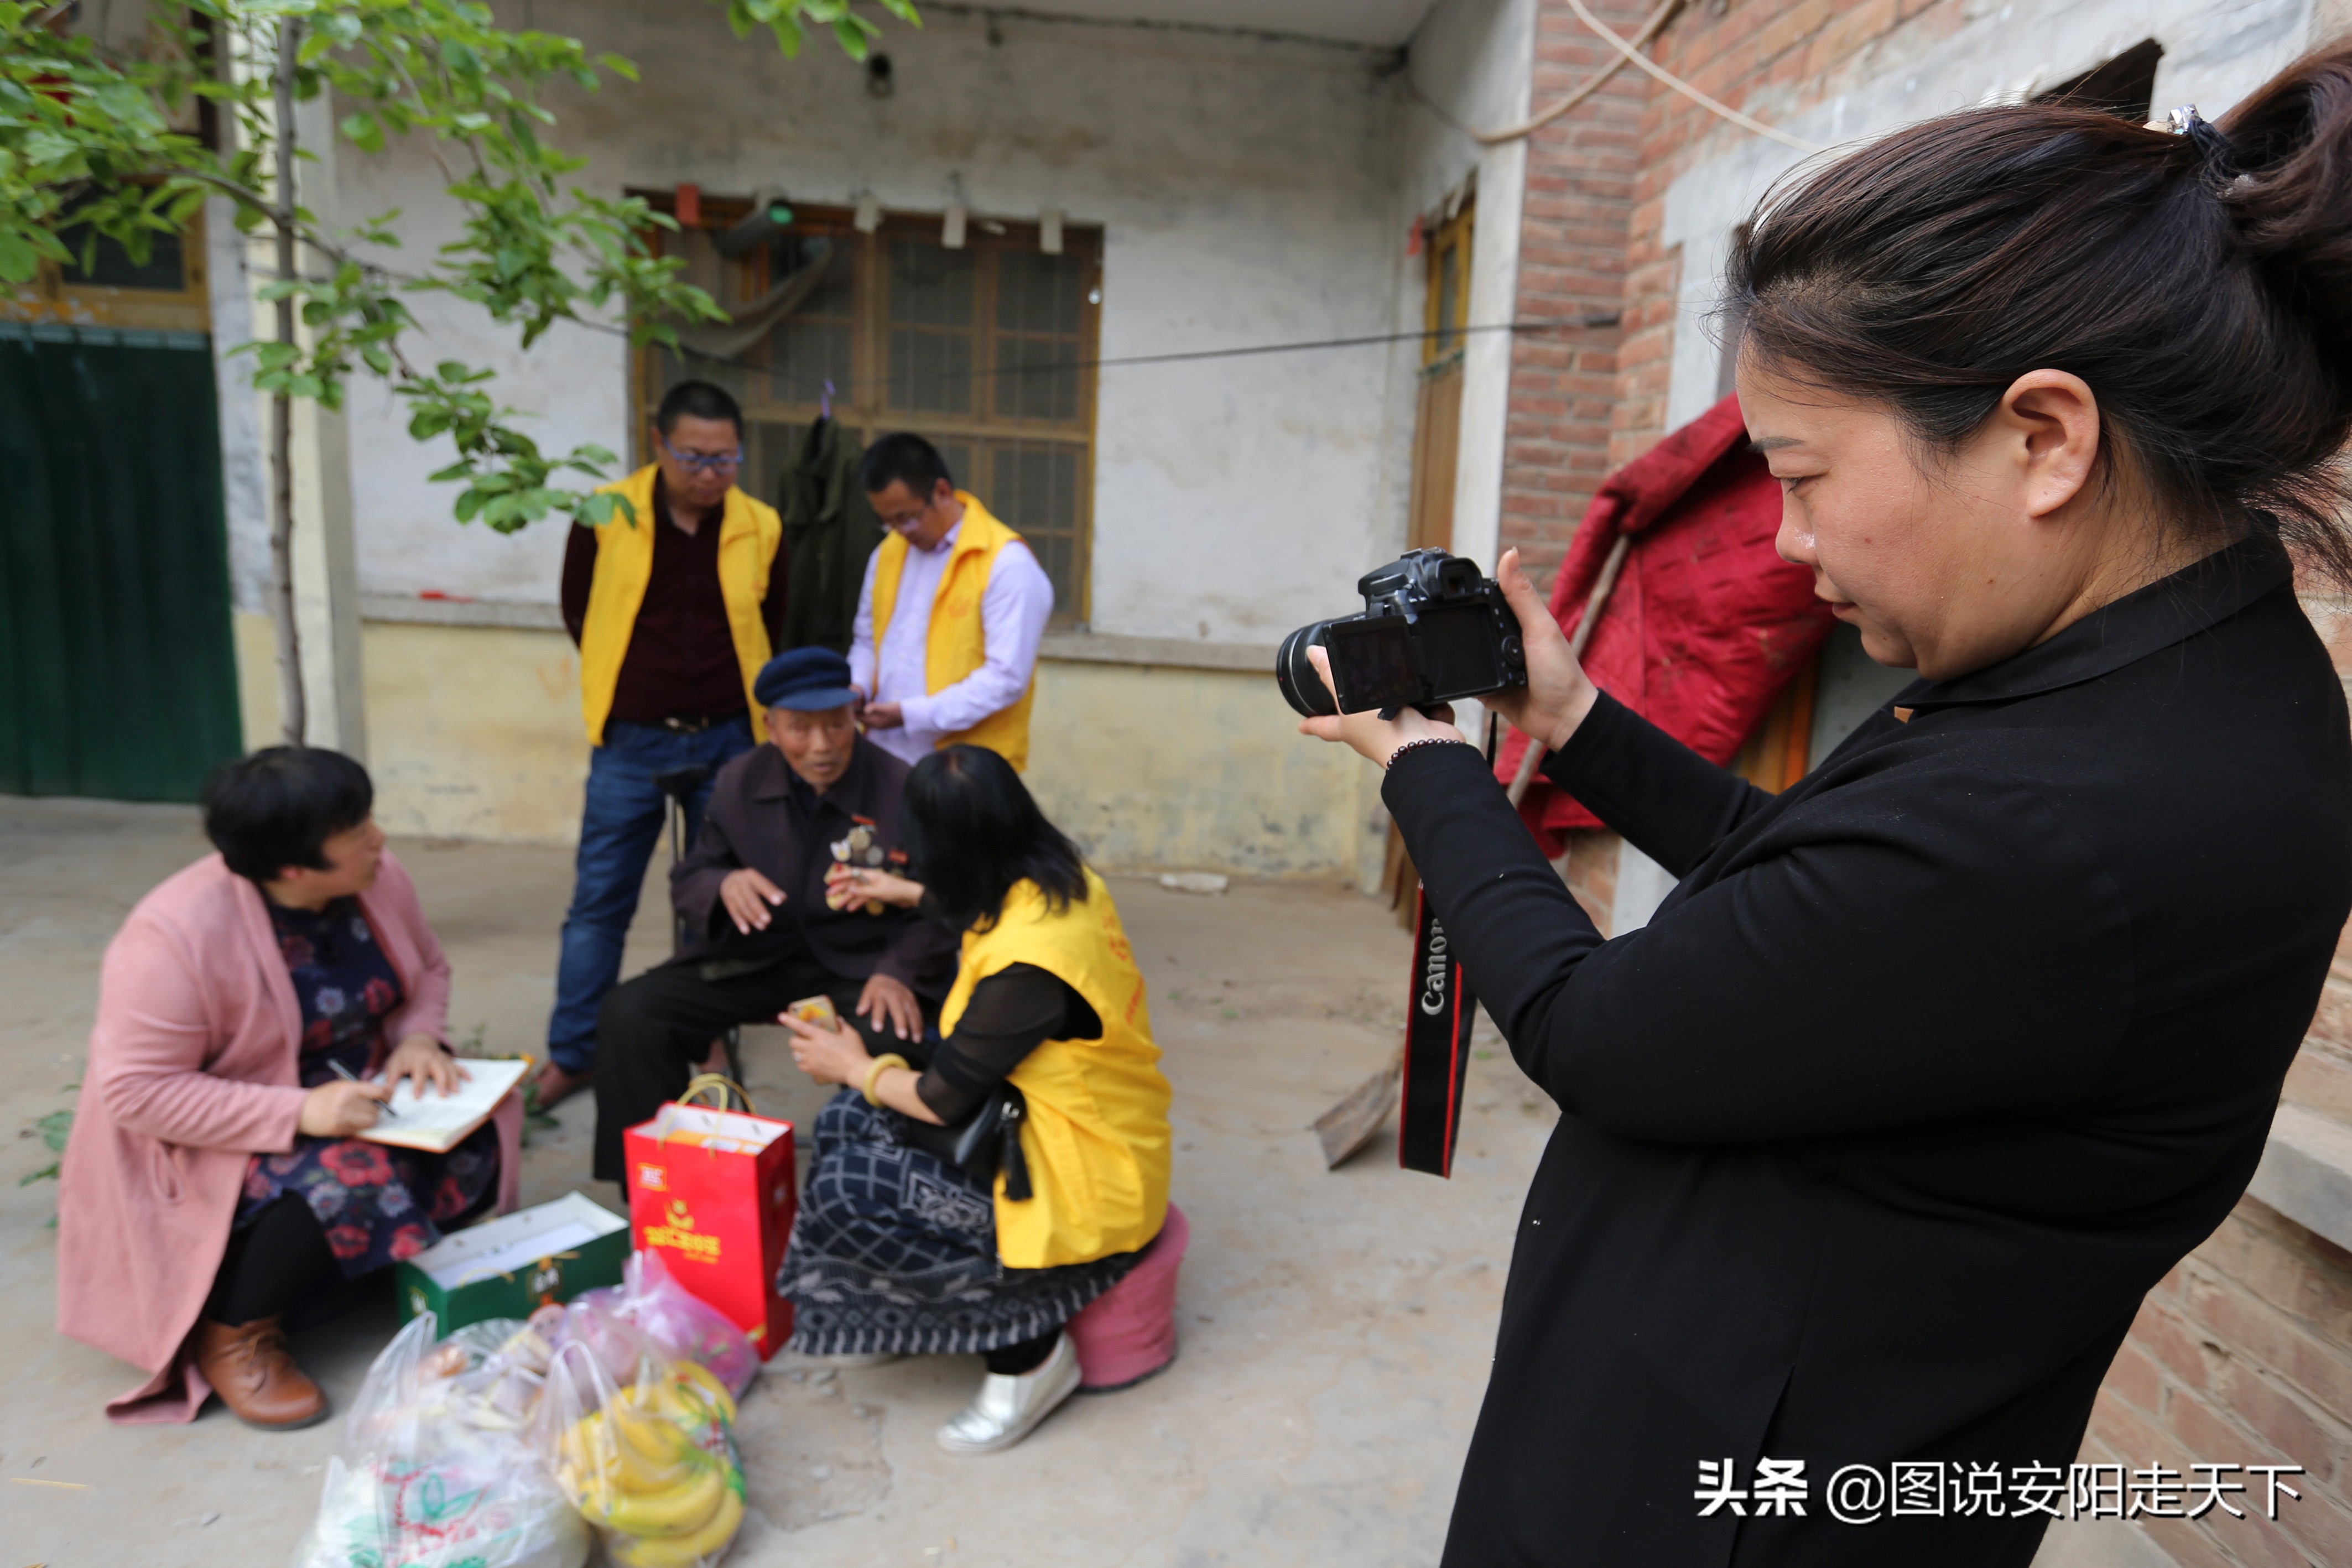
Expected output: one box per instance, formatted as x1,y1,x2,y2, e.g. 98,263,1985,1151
847,520,1055,767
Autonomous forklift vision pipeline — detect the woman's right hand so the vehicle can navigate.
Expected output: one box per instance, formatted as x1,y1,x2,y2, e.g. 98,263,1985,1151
826,863,924,909
1485,546,1601,757
298,1079,388,1138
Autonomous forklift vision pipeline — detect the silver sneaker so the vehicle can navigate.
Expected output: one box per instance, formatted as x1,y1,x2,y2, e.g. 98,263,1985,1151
936,1333,1081,1455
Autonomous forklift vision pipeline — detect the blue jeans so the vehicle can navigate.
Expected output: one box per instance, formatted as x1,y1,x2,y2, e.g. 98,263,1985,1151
548,718,756,1072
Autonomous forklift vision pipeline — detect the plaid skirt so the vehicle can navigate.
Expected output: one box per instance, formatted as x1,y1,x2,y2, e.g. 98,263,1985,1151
777,1090,1139,1356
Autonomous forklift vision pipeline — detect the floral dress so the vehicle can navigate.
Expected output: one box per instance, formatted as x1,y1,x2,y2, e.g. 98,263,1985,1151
234,896,498,1275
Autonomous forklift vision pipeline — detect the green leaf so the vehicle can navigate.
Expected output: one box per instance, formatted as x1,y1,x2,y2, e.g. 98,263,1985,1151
340,111,385,153
0,233,40,284
35,1109,72,1154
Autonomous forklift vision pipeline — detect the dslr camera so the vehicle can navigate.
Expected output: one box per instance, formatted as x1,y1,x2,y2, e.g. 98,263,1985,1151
1276,548,1527,719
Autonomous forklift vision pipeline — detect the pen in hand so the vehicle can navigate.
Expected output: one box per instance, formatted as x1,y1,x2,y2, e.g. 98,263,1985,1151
328,1057,399,1119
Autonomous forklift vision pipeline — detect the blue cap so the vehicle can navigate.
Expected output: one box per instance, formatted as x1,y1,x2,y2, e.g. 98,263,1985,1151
754,647,862,713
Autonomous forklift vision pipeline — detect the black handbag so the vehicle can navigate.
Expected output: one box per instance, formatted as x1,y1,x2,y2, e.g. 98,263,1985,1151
951,1083,1033,1201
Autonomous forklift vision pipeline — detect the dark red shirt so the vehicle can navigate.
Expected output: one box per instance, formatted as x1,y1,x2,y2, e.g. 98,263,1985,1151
561,476,788,725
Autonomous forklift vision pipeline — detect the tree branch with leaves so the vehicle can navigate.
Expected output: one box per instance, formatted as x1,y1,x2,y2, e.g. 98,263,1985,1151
0,0,915,741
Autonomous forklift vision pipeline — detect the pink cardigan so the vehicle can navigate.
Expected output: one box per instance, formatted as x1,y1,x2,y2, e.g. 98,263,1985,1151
56,850,523,1423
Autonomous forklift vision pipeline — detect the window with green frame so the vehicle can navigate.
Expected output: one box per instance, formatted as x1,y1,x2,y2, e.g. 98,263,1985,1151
634,197,1101,627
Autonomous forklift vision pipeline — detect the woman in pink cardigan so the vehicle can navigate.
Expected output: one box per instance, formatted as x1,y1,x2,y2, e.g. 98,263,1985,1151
58,748,521,1428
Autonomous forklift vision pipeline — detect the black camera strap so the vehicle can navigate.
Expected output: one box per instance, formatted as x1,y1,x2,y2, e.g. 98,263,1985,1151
1399,884,1477,1176
1395,710,1495,1178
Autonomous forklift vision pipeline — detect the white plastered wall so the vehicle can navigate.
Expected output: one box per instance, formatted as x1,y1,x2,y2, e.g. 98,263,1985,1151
331,1,1423,644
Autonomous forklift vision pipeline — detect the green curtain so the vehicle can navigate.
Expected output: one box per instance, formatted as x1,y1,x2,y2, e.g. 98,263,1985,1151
0,324,243,801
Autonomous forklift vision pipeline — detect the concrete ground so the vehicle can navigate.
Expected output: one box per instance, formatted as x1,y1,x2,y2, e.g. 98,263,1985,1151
0,795,2169,1566
0,795,1540,1566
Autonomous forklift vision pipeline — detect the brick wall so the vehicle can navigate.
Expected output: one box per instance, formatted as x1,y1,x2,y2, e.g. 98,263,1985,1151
1495,0,1648,593
2088,1202,2352,1568
1610,0,1967,462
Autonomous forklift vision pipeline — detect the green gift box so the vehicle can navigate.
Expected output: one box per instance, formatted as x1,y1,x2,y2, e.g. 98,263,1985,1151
394,1190,631,1332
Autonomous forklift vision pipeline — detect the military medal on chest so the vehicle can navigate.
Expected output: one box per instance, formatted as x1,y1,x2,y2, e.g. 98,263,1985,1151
828,816,887,914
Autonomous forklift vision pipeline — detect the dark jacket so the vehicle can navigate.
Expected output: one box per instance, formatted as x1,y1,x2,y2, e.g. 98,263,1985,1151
1385,540,2351,1567
777,416,878,656
668,738,956,997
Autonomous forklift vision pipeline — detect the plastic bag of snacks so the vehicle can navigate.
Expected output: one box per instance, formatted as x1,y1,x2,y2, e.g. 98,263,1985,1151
534,1311,748,1567
289,1312,591,1568
570,1250,760,1399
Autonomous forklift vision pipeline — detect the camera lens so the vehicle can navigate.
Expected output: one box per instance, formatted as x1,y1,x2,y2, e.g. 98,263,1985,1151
1276,622,1339,718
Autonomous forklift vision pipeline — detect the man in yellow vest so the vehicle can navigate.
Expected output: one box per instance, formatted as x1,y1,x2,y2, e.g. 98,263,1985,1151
850,434,1052,773
541,380,785,1108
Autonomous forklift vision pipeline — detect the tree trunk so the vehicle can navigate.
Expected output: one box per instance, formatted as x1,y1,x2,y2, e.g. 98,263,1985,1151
268,17,305,746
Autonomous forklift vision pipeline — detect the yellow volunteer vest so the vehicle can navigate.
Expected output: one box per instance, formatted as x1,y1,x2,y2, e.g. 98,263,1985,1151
940,868,1172,1269
867,493,1038,772
577,465,783,745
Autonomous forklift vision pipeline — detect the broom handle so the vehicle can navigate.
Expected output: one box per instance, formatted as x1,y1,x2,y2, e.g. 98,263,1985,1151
1505,533,1631,808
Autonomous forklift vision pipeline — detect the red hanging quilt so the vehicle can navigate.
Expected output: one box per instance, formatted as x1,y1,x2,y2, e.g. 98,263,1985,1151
1493,393,1835,855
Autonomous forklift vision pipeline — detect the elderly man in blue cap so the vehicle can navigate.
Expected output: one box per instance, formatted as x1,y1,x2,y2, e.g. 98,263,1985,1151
590,647,958,1185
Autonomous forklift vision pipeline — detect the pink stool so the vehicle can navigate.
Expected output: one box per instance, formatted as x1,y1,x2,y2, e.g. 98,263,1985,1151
1068,1200,1189,1391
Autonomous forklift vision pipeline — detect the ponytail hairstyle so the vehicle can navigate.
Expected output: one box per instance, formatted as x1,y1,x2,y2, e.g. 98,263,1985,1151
1728,42,2352,579
902,744,1089,933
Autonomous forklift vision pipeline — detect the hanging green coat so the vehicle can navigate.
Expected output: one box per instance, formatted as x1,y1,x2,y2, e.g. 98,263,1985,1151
775,417,878,655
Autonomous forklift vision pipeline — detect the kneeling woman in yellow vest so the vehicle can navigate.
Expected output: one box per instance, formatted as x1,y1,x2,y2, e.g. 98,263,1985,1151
775,744,1173,1456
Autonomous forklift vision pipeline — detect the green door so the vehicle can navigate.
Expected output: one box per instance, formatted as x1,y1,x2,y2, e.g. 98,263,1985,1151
0,322,243,801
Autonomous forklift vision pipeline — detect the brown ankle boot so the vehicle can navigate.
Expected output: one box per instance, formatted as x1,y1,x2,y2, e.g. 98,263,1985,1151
194,1316,329,1430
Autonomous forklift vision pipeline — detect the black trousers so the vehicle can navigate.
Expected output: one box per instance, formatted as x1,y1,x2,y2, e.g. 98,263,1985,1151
211,1194,337,1326
591,943,924,1186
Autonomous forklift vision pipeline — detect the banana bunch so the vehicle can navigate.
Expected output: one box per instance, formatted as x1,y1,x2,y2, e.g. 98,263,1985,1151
554,1361,746,1568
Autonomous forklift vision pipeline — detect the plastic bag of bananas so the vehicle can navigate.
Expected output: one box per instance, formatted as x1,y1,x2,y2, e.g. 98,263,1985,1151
533,1316,750,1567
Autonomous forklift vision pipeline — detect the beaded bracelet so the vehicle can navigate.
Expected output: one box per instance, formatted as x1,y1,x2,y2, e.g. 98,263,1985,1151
1386,737,1468,770
862,1051,910,1106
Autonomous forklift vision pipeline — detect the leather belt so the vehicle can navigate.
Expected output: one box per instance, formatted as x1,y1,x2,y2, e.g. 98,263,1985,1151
659,715,728,734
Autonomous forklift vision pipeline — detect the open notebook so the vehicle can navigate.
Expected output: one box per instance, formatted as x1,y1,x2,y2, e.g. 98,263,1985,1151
356,1056,530,1154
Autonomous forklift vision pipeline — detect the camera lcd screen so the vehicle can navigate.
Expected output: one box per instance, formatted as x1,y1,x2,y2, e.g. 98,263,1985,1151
1417,603,1505,701
1323,617,1414,713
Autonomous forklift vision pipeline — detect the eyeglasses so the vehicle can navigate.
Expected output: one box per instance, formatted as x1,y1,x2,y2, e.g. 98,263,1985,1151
659,436,743,476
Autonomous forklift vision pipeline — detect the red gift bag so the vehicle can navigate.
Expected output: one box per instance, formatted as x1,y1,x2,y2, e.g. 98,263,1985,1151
623,1075,797,1360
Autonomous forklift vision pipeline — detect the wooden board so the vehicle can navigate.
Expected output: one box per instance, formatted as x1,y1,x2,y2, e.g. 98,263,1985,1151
1314,1048,1403,1170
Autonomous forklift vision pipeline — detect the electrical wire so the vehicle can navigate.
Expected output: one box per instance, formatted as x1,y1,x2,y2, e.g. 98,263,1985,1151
1404,0,1684,146
1563,0,1824,154
252,247,1616,390
659,312,1623,390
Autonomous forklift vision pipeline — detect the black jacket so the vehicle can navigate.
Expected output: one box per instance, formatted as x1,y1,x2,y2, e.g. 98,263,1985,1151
668,738,956,998
1386,541,2350,1567
776,416,878,656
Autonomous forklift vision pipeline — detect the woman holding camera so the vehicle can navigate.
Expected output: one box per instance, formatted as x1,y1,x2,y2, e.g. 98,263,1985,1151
1302,46,2352,1566
777,743,1173,1455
